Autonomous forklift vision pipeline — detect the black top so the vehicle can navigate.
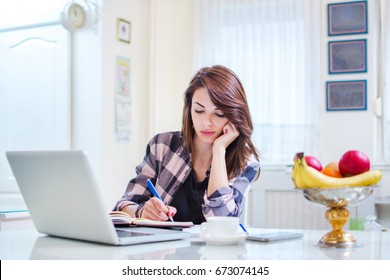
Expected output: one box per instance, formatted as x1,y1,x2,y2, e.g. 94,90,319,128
170,169,208,224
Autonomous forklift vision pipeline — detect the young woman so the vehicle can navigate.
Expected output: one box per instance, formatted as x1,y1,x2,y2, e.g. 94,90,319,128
114,65,260,224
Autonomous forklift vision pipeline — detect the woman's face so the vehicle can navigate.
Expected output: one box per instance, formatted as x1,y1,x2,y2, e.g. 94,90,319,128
191,87,229,145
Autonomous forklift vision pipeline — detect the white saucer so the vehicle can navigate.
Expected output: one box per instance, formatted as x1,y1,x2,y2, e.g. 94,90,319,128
200,232,247,245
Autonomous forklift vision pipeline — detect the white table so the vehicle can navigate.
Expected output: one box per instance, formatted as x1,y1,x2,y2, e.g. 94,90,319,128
1,227,389,260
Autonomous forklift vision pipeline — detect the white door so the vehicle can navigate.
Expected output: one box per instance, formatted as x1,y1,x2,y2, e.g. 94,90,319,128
0,24,70,191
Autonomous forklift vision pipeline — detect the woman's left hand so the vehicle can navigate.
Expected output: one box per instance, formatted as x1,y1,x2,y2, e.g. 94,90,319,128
213,122,240,150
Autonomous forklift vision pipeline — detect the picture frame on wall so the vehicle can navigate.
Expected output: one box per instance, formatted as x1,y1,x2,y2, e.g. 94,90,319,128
326,80,367,111
328,1,368,36
328,39,367,74
117,18,131,44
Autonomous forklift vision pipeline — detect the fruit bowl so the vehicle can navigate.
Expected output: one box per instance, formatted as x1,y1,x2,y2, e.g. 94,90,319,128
297,185,377,248
302,185,376,208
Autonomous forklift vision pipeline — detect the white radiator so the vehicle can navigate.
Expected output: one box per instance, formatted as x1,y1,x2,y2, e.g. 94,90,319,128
265,190,357,230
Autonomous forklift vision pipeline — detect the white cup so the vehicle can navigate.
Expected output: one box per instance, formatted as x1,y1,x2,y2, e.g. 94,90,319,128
201,216,239,237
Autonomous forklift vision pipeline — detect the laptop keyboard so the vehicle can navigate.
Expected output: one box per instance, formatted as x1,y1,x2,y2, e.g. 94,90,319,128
116,229,153,237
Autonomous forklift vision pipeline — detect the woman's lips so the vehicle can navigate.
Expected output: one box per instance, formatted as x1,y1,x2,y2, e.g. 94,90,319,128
201,131,215,137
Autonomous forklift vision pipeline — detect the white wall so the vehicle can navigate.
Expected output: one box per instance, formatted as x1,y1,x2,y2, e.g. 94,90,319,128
71,2,102,194
149,0,195,134
72,0,151,209
99,0,149,209
72,0,196,209
320,0,376,164
319,0,390,199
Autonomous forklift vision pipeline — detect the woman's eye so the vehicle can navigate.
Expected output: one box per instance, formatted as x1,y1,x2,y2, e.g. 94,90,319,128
215,113,225,118
194,110,204,114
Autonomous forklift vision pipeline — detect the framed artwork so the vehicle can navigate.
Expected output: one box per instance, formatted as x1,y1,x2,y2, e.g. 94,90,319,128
328,39,367,74
117,18,131,44
328,1,368,36
326,80,367,111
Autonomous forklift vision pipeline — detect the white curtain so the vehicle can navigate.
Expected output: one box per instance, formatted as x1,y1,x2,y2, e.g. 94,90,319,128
193,0,321,165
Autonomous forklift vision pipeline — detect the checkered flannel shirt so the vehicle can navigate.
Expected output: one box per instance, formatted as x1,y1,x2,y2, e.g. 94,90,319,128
114,131,260,218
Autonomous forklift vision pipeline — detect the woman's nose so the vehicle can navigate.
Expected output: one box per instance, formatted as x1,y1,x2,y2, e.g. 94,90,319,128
203,115,212,127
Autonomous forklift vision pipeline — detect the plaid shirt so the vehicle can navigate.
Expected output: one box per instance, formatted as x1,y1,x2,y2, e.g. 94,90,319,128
114,131,260,218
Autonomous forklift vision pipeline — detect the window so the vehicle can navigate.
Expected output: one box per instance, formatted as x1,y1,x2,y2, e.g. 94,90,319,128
193,0,321,165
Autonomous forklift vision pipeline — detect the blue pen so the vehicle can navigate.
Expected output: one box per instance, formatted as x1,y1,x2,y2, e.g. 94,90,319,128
146,179,174,222
240,223,249,235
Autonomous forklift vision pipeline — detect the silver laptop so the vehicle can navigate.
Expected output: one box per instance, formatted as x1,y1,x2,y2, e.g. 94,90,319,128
6,150,190,245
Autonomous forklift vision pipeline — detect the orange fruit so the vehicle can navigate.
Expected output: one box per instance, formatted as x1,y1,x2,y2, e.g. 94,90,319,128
322,167,343,177
325,161,339,171
321,161,343,178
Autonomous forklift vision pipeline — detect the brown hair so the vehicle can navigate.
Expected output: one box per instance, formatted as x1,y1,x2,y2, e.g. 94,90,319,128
182,65,260,179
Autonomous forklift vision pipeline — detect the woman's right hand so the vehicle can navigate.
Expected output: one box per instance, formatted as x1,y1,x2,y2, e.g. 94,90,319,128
213,122,240,151
141,197,176,221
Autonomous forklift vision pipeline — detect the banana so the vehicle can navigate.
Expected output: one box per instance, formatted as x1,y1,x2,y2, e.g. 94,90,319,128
293,153,382,189
291,155,307,188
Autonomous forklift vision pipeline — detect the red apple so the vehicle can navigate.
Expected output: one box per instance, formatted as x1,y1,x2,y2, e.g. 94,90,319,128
339,150,370,177
304,155,323,171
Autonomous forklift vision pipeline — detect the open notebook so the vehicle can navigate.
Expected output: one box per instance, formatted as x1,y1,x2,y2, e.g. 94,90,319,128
6,150,190,245
110,211,193,228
